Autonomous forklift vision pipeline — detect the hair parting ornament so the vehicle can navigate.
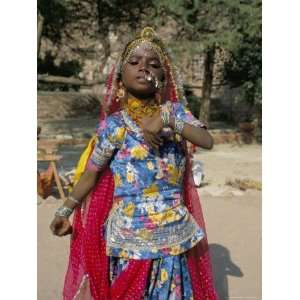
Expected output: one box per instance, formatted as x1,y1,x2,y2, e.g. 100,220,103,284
122,27,167,68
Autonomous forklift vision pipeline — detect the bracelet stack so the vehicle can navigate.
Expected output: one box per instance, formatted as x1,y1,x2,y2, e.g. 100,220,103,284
54,195,80,218
174,118,185,134
55,206,74,218
160,105,170,127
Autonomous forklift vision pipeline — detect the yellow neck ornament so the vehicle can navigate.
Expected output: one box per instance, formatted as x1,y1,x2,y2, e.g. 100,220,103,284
124,97,160,126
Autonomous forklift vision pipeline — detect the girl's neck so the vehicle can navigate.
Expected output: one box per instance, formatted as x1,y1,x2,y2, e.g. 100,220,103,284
127,92,154,103
123,94,160,126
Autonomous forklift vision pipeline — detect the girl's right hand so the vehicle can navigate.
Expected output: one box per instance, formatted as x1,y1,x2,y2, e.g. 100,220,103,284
50,216,72,236
141,112,163,149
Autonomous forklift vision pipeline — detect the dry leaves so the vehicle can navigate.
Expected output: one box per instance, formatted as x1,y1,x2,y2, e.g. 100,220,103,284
225,178,262,191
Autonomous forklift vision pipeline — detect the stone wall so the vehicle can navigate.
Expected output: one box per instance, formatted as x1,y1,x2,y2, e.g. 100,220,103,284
38,4,251,126
38,91,99,120
39,5,221,96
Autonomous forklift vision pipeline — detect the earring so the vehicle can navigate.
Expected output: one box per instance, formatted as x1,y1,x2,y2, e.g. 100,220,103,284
116,82,126,102
117,87,125,100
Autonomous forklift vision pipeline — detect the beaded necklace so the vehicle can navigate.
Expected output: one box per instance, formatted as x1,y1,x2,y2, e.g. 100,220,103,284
123,97,160,127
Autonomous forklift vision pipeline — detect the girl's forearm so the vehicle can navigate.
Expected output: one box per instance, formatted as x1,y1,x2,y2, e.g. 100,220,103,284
169,117,214,149
63,170,100,209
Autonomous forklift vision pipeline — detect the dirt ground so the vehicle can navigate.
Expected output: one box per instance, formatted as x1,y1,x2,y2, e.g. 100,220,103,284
37,143,261,300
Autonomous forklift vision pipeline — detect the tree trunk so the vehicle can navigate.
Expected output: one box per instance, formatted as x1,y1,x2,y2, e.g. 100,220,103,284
37,10,44,58
96,1,111,74
199,46,216,125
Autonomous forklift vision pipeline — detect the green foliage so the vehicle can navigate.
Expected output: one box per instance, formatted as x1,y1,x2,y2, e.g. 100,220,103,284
96,0,154,29
185,90,201,117
153,0,261,119
223,1,262,111
38,0,155,43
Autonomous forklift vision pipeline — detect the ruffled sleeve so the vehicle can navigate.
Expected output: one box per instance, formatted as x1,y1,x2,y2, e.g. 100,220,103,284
87,114,126,171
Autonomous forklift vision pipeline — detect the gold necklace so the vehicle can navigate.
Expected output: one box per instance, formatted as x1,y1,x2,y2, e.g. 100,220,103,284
124,97,160,126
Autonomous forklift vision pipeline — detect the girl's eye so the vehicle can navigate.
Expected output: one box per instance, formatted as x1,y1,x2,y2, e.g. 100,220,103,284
129,61,138,65
150,64,161,69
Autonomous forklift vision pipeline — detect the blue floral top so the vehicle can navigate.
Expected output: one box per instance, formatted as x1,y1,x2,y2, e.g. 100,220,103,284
87,101,207,259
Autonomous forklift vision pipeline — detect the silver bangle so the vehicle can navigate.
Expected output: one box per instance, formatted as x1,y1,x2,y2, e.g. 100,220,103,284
174,118,185,134
55,206,73,218
68,195,80,205
160,106,170,127
161,110,170,127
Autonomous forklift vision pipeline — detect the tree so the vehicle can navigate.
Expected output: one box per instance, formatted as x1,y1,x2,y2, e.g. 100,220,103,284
199,47,215,123
153,0,262,125
224,0,262,120
37,0,69,45
37,10,44,57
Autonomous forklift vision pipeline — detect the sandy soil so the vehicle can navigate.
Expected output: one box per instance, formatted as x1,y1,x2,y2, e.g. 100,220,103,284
38,143,261,300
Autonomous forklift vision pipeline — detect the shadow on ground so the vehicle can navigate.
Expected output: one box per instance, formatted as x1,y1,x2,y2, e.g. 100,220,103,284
209,243,244,300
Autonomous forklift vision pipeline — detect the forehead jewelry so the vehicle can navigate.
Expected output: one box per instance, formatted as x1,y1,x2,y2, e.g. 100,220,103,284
123,41,166,68
122,27,167,69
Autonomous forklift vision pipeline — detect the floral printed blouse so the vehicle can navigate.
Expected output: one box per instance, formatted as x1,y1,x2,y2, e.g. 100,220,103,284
87,101,207,259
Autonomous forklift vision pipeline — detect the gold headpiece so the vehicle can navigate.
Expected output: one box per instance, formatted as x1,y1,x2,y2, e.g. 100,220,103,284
122,27,168,66
141,27,156,41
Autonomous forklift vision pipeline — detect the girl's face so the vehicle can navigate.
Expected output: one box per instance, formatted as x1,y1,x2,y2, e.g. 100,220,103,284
121,45,164,99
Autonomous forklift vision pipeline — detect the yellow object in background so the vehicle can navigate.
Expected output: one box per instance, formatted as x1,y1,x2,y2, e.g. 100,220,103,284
69,135,97,192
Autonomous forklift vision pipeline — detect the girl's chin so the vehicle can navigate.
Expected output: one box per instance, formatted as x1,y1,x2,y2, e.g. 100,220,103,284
128,88,155,99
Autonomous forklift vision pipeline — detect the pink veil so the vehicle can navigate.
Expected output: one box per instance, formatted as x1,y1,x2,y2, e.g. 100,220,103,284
62,37,218,300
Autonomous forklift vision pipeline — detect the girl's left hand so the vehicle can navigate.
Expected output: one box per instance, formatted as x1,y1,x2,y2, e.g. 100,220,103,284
140,112,163,150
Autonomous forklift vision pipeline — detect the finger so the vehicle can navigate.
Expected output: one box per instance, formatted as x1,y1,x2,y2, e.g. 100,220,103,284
146,136,160,150
62,226,73,236
151,134,162,146
149,138,159,150
146,138,157,150
53,221,65,236
143,132,153,148
50,222,59,234
147,133,161,148
57,226,68,236
61,221,73,235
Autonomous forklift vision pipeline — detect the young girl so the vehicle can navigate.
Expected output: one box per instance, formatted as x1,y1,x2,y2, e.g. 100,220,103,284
50,27,218,300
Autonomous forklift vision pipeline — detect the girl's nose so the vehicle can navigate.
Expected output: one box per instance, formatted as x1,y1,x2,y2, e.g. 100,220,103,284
139,58,149,71
139,67,150,79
